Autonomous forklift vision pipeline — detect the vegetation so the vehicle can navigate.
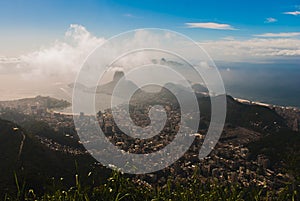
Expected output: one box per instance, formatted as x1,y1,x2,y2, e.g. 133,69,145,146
3,170,299,201
43,96,70,109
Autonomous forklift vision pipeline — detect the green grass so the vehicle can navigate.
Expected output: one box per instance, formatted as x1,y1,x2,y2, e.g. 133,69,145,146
3,170,298,201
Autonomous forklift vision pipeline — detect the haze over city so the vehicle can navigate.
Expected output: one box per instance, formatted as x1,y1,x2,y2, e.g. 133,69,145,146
0,0,299,106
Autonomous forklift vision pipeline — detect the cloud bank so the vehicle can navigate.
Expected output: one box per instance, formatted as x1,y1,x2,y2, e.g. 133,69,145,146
0,24,105,82
265,17,277,23
283,11,300,16
1,25,300,80
185,22,236,30
201,37,300,62
254,32,300,37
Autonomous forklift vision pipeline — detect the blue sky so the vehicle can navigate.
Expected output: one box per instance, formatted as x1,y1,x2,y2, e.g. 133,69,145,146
0,0,299,65
1,0,300,56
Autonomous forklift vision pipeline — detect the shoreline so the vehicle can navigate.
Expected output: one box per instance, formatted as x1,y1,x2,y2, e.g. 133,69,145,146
233,97,300,111
50,96,300,117
1,94,299,114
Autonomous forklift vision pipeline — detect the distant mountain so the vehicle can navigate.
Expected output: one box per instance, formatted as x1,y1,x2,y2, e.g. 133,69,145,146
95,71,139,98
69,71,139,98
152,58,184,67
68,82,89,91
0,96,70,113
191,83,209,94
68,70,211,100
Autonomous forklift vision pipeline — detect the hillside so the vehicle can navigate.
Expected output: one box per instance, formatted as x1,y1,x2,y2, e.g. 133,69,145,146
0,118,110,197
0,96,70,114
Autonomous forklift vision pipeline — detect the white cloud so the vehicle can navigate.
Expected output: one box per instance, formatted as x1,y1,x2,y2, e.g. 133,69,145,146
0,25,170,100
200,37,300,62
185,22,236,30
0,26,178,85
222,36,235,41
283,11,300,16
124,13,134,17
254,32,300,37
123,13,141,19
265,17,277,23
0,24,105,81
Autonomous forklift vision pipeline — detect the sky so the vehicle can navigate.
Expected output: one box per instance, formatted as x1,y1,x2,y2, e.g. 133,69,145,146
0,0,300,55
0,0,299,101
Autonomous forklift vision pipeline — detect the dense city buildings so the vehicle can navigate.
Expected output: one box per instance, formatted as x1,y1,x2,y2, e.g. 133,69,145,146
1,96,296,191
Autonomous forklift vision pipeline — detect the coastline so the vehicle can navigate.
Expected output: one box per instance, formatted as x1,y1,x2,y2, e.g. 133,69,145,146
1,93,299,115
234,97,300,111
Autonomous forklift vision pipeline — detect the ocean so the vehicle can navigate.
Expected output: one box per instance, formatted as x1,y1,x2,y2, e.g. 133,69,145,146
219,62,300,108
